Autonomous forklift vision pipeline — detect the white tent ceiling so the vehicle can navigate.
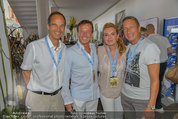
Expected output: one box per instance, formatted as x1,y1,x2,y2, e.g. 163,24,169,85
7,0,120,28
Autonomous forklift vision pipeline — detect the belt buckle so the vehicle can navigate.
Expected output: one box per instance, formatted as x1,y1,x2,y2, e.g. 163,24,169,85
50,92,55,96
50,88,60,96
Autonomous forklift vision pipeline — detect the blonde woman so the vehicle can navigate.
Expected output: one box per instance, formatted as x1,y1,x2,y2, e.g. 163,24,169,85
98,23,126,112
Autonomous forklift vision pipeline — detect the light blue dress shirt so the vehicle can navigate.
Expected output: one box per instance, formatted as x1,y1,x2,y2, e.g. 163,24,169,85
61,41,100,105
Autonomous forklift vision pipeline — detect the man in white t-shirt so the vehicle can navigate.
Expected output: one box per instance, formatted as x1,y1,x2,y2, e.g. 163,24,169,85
146,24,172,111
121,16,160,119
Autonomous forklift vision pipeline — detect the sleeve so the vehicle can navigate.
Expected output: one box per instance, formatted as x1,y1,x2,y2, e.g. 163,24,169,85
143,43,160,65
97,46,104,74
61,49,73,105
20,43,34,70
97,46,101,72
164,37,171,48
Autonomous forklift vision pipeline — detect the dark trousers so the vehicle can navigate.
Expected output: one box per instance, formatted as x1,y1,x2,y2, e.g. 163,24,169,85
156,62,167,109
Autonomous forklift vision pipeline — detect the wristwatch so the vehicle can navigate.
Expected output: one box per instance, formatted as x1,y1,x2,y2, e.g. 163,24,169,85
147,105,155,110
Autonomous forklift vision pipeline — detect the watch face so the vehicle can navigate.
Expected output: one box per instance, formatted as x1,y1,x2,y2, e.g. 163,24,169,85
148,105,155,110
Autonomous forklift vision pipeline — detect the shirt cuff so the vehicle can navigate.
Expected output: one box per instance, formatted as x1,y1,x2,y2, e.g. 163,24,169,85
64,101,73,105
21,64,32,70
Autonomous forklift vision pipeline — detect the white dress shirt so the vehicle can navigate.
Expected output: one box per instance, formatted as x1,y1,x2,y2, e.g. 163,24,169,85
21,35,66,93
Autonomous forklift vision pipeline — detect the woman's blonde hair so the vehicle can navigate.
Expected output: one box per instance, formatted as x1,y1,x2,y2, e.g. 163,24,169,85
103,23,126,55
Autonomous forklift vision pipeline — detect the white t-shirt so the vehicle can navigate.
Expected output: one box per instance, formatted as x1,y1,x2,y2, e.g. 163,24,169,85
148,34,171,63
122,38,160,100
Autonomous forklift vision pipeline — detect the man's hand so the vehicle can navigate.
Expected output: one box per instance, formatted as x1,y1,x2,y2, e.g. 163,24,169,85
65,104,73,112
144,107,155,119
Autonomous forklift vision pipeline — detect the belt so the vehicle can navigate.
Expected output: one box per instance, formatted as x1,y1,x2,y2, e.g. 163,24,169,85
32,87,62,96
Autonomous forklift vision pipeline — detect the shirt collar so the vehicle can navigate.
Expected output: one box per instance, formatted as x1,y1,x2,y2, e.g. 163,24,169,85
47,35,61,50
77,40,91,49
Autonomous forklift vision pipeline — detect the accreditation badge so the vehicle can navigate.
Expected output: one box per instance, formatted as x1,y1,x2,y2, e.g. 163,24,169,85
109,76,117,88
93,70,95,82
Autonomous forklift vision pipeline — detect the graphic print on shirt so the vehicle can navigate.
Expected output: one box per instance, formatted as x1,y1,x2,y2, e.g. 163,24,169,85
125,52,141,87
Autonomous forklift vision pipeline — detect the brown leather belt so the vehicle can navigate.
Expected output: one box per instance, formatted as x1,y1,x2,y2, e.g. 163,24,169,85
32,87,62,96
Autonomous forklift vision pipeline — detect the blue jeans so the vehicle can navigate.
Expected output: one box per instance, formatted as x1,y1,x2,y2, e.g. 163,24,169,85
156,62,167,109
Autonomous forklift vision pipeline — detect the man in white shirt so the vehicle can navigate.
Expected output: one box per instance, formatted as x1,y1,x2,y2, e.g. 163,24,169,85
146,24,173,111
21,11,66,111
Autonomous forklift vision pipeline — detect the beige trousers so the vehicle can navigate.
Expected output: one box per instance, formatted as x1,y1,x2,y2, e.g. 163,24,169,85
26,90,65,111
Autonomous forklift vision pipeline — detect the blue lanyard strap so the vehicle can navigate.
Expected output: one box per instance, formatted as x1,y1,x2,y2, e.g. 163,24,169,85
76,42,94,70
127,36,143,68
45,36,63,69
107,46,118,77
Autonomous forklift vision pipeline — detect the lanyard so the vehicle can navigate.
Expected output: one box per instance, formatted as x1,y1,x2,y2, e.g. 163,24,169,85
45,36,63,70
76,42,94,70
107,46,118,77
127,36,143,68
